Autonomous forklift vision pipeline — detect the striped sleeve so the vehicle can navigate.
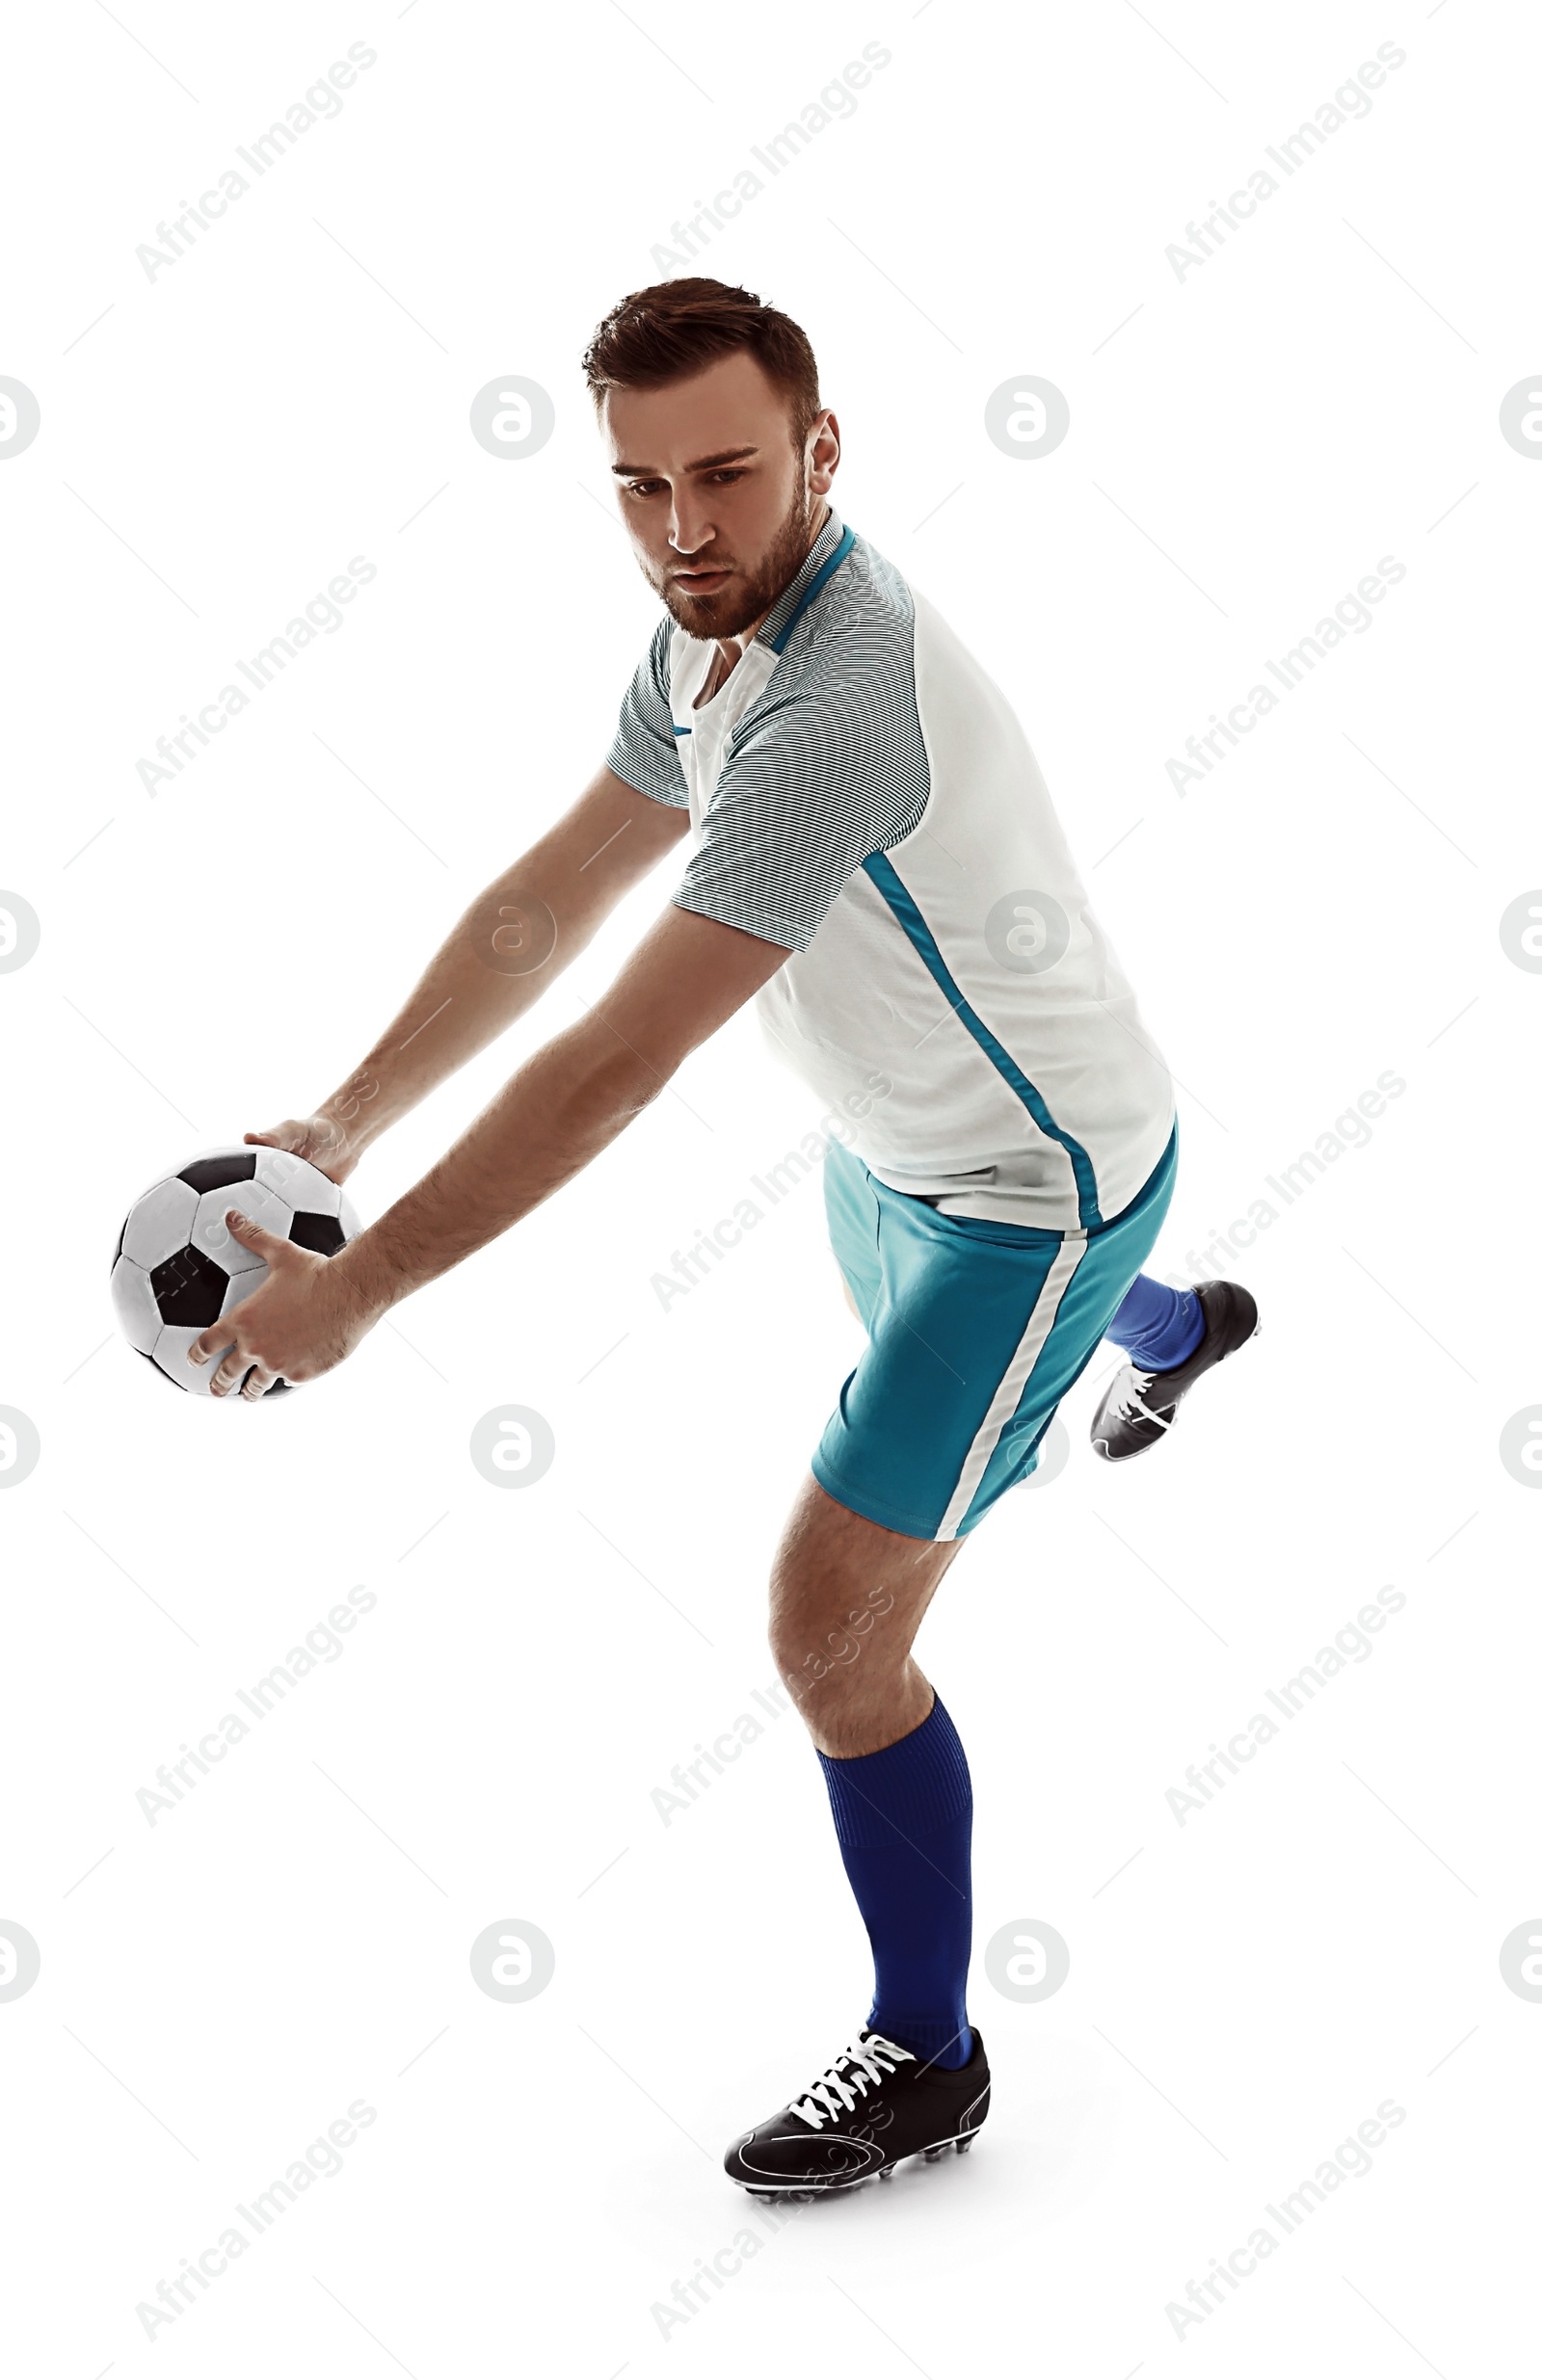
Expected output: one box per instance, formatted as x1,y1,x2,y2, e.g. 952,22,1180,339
606,621,688,808
669,646,930,954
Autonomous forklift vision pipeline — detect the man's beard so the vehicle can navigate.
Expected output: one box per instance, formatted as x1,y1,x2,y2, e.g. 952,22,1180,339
652,485,826,641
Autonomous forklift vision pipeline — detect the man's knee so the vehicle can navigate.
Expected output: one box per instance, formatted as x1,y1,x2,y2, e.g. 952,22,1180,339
766,1473,961,1721
767,1581,900,1704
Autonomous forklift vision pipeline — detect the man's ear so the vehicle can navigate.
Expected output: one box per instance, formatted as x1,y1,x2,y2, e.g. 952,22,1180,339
809,407,840,494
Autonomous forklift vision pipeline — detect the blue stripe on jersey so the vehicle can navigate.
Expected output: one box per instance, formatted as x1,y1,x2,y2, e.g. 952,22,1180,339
861,850,1103,1230
764,523,857,655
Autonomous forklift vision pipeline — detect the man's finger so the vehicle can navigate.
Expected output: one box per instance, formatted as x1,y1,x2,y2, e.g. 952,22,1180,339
187,1322,235,1368
224,1206,289,1261
239,1362,279,1401
207,1343,251,1398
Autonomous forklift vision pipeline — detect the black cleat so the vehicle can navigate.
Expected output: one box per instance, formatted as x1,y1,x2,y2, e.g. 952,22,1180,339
724,2028,990,2198
1091,1279,1260,1463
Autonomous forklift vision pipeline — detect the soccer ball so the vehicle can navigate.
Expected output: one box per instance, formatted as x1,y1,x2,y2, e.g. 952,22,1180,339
111,1146,360,1396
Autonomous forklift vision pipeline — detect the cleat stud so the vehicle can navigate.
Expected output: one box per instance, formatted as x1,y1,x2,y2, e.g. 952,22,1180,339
955,2137,973,2154
923,2146,944,2161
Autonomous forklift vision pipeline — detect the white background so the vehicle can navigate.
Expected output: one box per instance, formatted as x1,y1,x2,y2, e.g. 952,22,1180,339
2,1,1538,2372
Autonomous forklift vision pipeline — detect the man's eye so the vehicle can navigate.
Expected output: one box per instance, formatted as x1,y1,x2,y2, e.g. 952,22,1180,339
706,469,746,485
624,480,664,497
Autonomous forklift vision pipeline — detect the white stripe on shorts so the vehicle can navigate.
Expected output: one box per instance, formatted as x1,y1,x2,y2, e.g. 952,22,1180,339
936,1236,1088,1540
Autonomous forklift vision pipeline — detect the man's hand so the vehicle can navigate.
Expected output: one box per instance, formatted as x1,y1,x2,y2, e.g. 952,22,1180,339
244,1115,359,1186
186,1209,383,1399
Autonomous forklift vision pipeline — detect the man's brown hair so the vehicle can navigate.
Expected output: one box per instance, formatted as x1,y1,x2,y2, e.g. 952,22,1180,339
581,278,822,449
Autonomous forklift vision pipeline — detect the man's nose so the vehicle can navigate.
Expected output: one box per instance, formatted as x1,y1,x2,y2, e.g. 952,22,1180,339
668,502,717,556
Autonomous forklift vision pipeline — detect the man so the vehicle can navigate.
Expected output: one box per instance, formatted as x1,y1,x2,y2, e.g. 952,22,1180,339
189,278,1258,2197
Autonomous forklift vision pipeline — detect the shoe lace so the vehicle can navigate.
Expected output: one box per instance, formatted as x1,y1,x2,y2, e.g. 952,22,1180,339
1107,1364,1174,1428
788,2034,916,2130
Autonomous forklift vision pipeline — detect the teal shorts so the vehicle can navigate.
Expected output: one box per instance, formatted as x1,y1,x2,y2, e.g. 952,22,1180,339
811,1123,1180,1541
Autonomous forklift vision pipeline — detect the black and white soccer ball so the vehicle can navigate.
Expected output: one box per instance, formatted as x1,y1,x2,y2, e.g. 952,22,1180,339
110,1146,361,1396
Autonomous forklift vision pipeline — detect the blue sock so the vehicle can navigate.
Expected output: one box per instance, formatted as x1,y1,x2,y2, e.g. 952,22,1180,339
1106,1272,1205,1370
816,1693,973,2071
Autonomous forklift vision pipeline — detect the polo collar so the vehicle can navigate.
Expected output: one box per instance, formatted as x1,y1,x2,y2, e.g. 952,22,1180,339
755,508,853,655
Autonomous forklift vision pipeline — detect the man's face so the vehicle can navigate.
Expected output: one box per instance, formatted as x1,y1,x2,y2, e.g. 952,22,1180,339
603,349,838,641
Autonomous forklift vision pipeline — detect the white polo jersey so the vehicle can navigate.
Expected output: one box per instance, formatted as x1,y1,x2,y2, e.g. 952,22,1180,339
607,508,1175,1232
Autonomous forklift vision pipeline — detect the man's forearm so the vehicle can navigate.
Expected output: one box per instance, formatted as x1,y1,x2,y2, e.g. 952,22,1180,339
332,1017,660,1313
310,868,582,1167
306,774,688,1172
